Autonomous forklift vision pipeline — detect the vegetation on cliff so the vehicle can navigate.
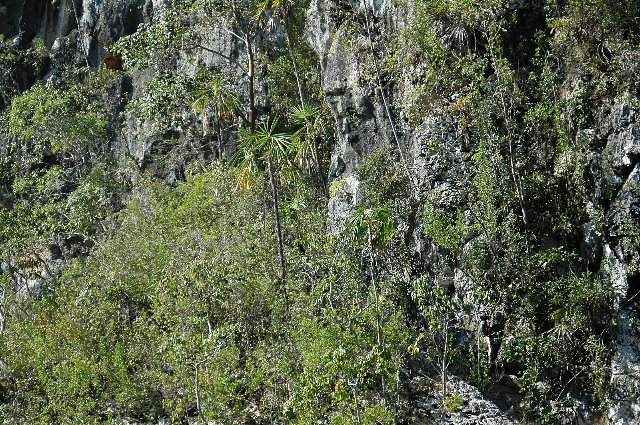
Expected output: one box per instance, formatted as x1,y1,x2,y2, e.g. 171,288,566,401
0,0,639,423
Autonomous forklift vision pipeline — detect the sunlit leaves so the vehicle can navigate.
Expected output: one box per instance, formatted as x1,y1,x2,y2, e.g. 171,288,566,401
290,104,331,174
191,74,241,133
232,117,293,189
7,78,108,165
348,207,395,252
128,70,196,130
113,0,196,71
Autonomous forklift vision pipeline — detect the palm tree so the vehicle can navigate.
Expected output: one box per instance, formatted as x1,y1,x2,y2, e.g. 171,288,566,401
191,74,241,158
232,118,292,303
290,104,332,197
255,0,334,197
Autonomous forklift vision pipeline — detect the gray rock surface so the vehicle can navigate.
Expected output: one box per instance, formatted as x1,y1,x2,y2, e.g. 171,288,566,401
306,0,401,186
609,306,640,424
306,1,517,422
2,0,153,64
410,376,517,424
309,0,640,423
604,240,640,424
4,0,640,422
597,97,640,424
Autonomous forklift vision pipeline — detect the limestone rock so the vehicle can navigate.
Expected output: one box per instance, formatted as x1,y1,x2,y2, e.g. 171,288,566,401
410,376,517,425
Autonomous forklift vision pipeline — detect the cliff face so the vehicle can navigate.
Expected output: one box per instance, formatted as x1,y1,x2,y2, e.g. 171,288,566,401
306,0,640,423
306,0,405,227
601,101,640,424
1,0,152,63
2,0,640,423
1,0,156,174
1,0,274,180
306,0,397,180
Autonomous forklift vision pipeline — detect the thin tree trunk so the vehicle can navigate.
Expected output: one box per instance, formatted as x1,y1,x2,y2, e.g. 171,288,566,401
246,33,256,133
352,381,363,425
283,24,306,110
442,314,448,398
195,359,207,424
268,157,287,305
283,22,328,198
0,287,6,335
476,310,481,381
484,28,527,228
368,228,383,347
215,118,223,160
367,228,386,400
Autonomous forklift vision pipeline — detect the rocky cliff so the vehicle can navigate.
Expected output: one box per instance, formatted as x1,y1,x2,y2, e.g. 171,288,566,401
306,0,640,423
1,0,152,63
1,0,640,423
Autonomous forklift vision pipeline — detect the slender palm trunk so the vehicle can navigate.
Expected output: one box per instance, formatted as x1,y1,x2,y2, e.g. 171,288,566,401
246,33,256,133
369,228,383,347
215,117,223,159
367,228,386,399
268,157,287,305
283,23,327,198
283,24,306,110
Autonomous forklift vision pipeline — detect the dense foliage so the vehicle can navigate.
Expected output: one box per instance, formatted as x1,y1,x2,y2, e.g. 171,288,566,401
1,0,639,423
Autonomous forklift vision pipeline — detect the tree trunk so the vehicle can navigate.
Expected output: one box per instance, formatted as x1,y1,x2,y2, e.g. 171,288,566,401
268,157,287,305
283,23,306,110
368,228,383,347
195,360,207,424
352,382,363,425
246,33,256,133
368,228,386,400
0,287,5,335
215,118,223,160
442,314,449,398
